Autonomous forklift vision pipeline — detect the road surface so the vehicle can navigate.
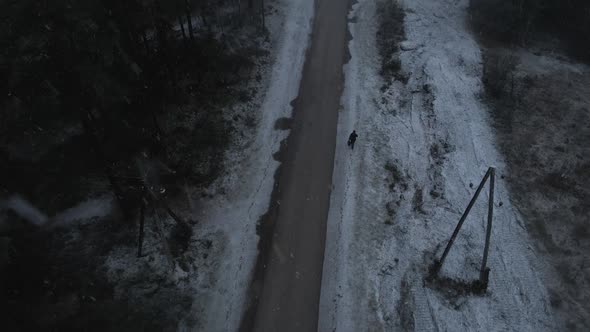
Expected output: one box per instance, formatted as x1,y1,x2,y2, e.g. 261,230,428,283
240,0,351,330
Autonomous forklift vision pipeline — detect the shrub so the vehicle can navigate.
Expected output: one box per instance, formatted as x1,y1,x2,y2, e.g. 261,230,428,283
482,52,519,99
377,0,406,84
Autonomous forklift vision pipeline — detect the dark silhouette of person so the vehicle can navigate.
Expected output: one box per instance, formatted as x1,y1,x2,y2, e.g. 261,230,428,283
347,130,358,149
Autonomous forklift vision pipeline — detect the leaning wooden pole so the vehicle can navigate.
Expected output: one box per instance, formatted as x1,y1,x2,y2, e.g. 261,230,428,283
479,167,495,283
137,195,146,258
433,167,492,274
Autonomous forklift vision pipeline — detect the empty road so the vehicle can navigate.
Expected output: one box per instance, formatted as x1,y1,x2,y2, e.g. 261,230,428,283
240,0,351,331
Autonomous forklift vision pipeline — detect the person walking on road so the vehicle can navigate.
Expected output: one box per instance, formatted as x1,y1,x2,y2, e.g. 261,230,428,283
347,130,358,150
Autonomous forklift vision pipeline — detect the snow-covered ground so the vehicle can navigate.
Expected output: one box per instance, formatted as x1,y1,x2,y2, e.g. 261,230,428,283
176,0,315,330
320,0,558,330
97,1,315,330
485,46,590,329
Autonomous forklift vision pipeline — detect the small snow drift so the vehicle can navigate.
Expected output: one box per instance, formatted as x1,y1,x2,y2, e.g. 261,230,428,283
1,195,48,226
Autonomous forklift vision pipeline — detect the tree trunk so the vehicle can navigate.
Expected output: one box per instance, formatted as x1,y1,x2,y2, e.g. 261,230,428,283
142,31,150,55
185,0,195,40
151,106,164,140
178,15,187,42
137,194,146,257
153,1,167,51
217,7,224,35
82,112,129,219
201,12,208,29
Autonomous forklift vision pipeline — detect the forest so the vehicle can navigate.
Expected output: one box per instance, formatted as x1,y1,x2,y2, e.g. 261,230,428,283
471,0,590,329
1,0,266,219
469,0,590,61
1,0,267,329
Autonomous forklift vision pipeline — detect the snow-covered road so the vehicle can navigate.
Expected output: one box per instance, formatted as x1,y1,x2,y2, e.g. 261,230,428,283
320,0,557,330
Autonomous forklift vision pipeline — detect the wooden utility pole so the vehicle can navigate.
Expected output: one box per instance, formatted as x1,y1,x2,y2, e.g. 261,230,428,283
431,166,496,291
178,15,187,42
185,0,194,40
480,167,495,283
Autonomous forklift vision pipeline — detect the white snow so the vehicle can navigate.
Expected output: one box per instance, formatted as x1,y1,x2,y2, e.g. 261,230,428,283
400,41,419,51
0,194,113,228
52,195,113,226
320,0,557,331
1,195,48,226
176,0,316,330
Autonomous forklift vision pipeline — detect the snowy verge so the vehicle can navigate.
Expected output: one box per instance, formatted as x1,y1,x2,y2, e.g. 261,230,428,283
320,0,557,331
178,0,316,330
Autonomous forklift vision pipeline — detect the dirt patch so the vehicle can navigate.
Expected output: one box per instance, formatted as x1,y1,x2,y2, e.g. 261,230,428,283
384,160,409,223
428,138,453,199
424,271,487,309
376,0,407,88
421,248,488,310
385,160,409,192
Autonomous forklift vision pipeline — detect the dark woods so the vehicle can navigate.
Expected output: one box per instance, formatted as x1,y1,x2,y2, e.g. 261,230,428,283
1,1,268,329
0,0,267,217
469,0,590,62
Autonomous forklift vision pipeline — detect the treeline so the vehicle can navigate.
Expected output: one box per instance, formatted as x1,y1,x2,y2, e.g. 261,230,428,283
469,0,590,61
0,0,266,217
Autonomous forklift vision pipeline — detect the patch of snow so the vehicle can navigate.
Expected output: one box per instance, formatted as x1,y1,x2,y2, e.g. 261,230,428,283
320,0,557,331
1,195,48,226
52,195,113,227
0,194,113,228
400,40,419,51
